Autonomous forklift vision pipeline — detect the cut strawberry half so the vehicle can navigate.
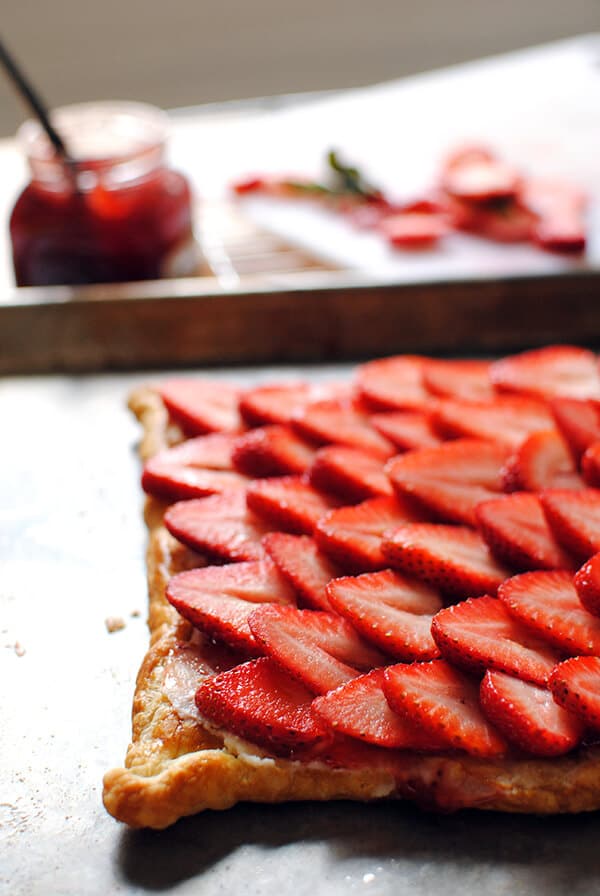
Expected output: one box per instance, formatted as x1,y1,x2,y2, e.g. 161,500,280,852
574,553,600,617
441,152,520,203
550,397,600,464
480,670,584,757
533,211,586,254
382,524,511,598
475,493,574,572
490,345,600,401
498,570,600,656
141,434,248,503
309,446,393,502
247,605,384,695
549,656,600,730
166,559,296,653
431,595,560,685
327,568,442,660
315,495,425,573
355,355,429,412
507,430,583,492
313,668,444,749
164,490,271,563
380,212,449,248
370,411,442,451
195,657,332,756
231,425,317,478
262,532,341,611
422,358,493,402
447,196,535,243
291,400,395,459
582,442,600,488
382,660,507,758
387,439,509,526
239,382,313,427
246,476,337,535
432,396,554,449
540,489,600,560
157,379,242,435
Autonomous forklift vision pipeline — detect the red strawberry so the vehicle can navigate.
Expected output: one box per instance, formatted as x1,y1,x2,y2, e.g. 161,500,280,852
231,425,317,477
422,359,494,402
380,212,449,248
582,442,600,488
490,346,600,401
239,382,313,427
292,400,395,459
387,439,509,526
382,660,507,757
195,657,332,756
262,533,340,611
447,196,535,243
498,570,600,656
508,430,583,492
441,151,519,203
370,411,443,451
550,397,600,464
166,559,296,653
540,489,600,559
326,568,442,660
164,490,271,563
533,210,586,253
475,493,574,572
480,670,583,757
432,397,554,449
157,379,242,435
431,596,560,685
313,668,444,749
382,524,511,598
247,605,384,694
315,495,424,572
355,355,429,412
549,656,600,729
141,434,248,502
309,446,393,502
574,553,600,617
246,476,337,535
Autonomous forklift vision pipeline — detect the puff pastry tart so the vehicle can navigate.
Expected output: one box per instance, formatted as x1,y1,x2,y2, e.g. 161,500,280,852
103,347,600,828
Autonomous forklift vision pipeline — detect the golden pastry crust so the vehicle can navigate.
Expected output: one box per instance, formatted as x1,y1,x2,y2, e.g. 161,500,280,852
103,386,600,828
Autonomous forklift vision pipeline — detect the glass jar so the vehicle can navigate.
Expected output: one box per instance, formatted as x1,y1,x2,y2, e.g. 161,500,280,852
10,102,198,287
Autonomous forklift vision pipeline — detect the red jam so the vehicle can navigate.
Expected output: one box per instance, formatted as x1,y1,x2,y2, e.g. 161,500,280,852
10,102,197,287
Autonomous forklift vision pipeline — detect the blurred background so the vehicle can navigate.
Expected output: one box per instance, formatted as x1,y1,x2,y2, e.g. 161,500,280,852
1,0,598,135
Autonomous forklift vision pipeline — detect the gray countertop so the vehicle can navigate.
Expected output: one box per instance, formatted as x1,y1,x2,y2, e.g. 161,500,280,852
3,367,599,896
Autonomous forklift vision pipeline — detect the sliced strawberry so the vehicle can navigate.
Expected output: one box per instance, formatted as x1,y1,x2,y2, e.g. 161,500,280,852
248,605,384,694
380,212,448,248
195,657,332,756
582,441,600,488
166,559,296,652
422,359,494,402
475,493,574,572
574,552,600,617
327,568,442,660
431,595,560,685
164,490,270,563
370,411,442,451
508,429,583,492
309,446,393,502
262,532,340,611
239,382,313,427
315,495,425,573
441,153,520,203
355,355,429,412
432,396,554,449
387,439,509,526
490,346,600,401
141,434,248,501
540,489,600,559
549,656,600,729
231,425,317,477
533,211,586,254
550,397,600,463
382,660,507,757
313,668,444,749
292,400,395,459
382,524,510,598
157,379,242,435
246,476,337,535
447,196,535,243
480,670,583,757
498,570,600,656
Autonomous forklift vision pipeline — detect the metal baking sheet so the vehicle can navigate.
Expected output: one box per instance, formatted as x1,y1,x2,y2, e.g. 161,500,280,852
3,366,599,896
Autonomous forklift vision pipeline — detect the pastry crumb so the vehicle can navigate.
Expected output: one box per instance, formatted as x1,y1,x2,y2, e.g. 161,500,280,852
105,616,126,634
130,609,141,618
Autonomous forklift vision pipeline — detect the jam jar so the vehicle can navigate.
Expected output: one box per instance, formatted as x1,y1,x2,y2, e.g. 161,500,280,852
10,102,198,286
